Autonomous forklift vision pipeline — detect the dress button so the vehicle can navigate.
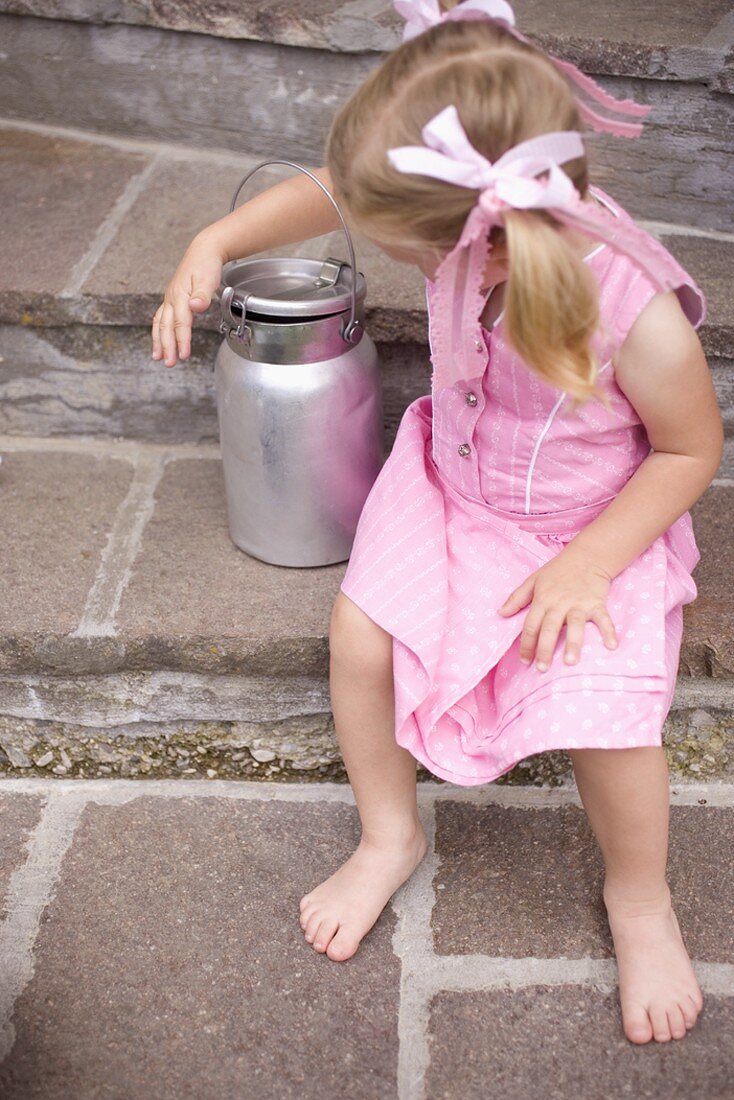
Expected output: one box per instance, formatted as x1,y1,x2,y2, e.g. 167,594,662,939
464,391,478,406
458,443,471,457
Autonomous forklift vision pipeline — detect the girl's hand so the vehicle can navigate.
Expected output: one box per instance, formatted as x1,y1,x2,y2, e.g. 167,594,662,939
496,549,619,671
151,232,228,367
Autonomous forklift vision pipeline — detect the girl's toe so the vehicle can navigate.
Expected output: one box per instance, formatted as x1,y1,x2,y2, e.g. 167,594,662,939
649,1004,672,1043
684,993,702,1026
325,925,360,962
667,1004,687,1040
303,911,323,943
299,901,317,928
312,917,339,953
622,1004,653,1045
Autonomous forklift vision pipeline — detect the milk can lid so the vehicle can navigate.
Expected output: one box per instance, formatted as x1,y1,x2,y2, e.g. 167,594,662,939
219,256,366,320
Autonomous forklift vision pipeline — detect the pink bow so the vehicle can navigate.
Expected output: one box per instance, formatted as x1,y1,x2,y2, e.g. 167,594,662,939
395,0,515,39
388,105,584,219
393,0,651,139
387,102,704,401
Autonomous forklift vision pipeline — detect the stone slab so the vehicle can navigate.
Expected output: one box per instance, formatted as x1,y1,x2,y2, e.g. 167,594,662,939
115,457,345,660
426,987,734,1100
82,158,297,301
687,486,734,679
713,359,734,433
0,449,133,635
2,1,731,83
0,324,226,443
0,125,731,348
1,318,730,451
0,127,148,313
0,792,43,917
0,453,730,683
95,470,734,684
0,322,431,443
0,15,377,171
723,436,734,480
0,709,343,780
64,149,429,342
432,803,734,962
1,18,732,229
0,796,400,1099
0,692,730,782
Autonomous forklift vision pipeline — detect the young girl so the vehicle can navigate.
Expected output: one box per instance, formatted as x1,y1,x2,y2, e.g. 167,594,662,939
152,1,724,1047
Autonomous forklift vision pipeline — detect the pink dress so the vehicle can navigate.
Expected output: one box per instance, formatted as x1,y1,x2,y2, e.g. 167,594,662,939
339,184,707,786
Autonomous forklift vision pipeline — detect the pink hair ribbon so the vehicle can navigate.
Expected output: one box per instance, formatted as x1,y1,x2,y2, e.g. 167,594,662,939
388,105,584,208
387,105,707,403
393,0,652,139
395,0,515,38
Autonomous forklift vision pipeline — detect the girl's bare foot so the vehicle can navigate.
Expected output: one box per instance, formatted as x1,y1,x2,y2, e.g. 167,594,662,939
299,821,428,962
604,882,704,1044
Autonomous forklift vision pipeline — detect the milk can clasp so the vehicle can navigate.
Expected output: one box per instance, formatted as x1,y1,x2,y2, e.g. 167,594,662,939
219,285,251,342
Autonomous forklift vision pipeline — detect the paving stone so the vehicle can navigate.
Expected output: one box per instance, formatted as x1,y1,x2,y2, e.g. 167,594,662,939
687,486,734,678
0,128,148,314
0,451,729,688
497,0,733,53
0,797,399,1099
432,803,734,962
81,152,426,337
0,450,133,635
426,986,734,1100
115,456,345,673
82,159,292,306
80,153,427,338
0,793,44,917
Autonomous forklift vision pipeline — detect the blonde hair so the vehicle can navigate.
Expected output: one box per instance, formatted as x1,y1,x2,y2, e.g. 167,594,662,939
326,12,610,409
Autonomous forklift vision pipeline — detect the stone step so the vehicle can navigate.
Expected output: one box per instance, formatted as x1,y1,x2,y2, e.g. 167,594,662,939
1,5,732,228
3,0,731,78
1,123,733,464
0,435,731,782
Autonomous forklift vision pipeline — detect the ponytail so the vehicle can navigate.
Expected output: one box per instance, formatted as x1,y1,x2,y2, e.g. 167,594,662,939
502,210,612,412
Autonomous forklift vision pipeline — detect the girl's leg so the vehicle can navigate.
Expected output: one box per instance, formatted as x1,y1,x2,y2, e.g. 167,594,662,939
569,746,703,1044
299,590,427,962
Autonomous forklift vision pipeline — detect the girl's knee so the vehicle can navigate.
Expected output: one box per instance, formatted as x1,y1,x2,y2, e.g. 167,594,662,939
329,590,393,675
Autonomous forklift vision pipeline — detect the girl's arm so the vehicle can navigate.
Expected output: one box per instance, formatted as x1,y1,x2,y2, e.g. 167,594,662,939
151,166,341,367
559,289,724,578
200,165,341,264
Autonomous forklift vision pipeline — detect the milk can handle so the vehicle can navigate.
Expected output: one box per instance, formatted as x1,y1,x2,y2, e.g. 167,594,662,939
228,159,362,345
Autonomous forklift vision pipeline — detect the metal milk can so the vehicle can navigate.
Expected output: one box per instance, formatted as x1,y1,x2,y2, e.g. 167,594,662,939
214,160,384,567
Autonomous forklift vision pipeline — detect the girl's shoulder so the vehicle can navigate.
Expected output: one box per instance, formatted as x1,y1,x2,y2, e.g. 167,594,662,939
589,184,707,354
